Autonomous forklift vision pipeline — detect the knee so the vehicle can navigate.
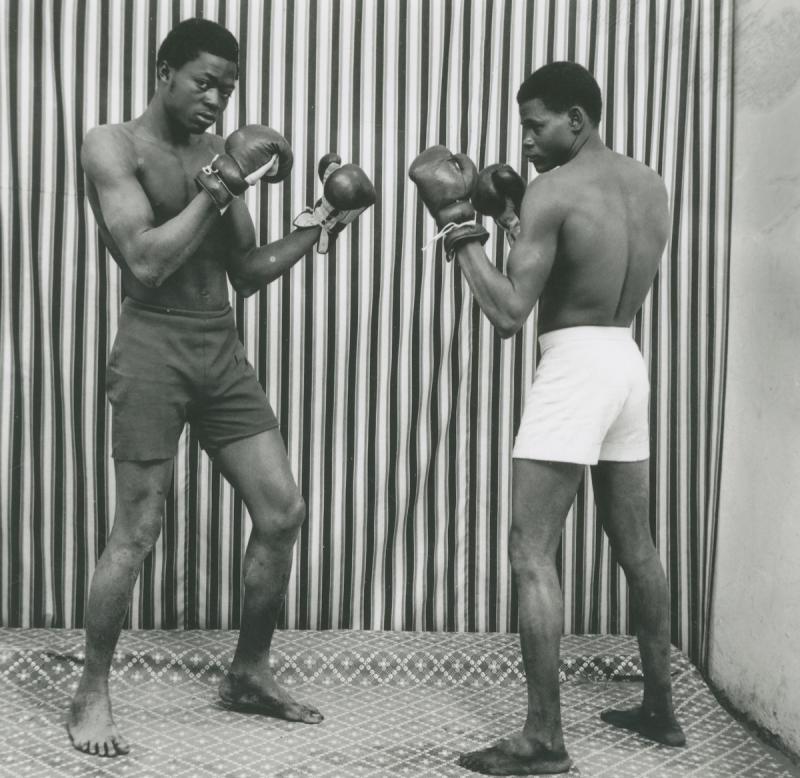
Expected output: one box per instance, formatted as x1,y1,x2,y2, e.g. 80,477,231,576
111,509,163,558
615,544,662,579
255,493,306,543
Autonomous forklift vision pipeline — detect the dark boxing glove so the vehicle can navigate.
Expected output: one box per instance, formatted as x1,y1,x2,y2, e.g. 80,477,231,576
408,145,489,259
196,125,293,213
294,153,377,253
472,163,525,245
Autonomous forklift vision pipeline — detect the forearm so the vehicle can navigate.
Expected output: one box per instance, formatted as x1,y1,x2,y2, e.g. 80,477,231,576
131,193,220,287
229,226,322,295
454,242,529,337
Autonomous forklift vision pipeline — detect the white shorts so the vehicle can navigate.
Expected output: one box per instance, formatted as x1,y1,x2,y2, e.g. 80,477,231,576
512,326,650,465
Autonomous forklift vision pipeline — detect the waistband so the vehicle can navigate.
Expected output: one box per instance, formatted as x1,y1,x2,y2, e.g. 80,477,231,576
539,326,633,351
121,297,234,332
123,297,232,318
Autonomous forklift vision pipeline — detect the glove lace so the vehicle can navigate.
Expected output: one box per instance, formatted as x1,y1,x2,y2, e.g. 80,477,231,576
422,219,478,251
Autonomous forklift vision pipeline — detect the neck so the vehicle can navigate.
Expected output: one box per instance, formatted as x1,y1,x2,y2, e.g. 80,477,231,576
567,130,604,162
136,95,192,146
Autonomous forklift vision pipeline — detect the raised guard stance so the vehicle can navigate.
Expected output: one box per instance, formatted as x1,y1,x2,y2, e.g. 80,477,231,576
410,61,685,775
68,18,374,757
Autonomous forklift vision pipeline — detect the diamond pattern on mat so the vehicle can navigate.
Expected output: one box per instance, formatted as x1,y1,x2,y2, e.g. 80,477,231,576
0,629,794,777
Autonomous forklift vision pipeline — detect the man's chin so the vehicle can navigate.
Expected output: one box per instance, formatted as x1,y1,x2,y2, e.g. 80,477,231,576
189,116,217,133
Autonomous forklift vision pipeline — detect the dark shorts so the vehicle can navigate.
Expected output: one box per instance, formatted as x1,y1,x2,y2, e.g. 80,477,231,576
106,298,278,461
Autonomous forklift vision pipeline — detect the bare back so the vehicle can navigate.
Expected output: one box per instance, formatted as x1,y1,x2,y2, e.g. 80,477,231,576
537,149,669,333
83,121,242,310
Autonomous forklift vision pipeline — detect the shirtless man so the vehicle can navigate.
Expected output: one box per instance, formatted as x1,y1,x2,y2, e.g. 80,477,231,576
68,18,374,757
410,61,685,775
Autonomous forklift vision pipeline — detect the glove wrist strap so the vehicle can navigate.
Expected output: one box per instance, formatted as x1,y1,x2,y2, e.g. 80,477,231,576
424,220,490,261
196,156,235,214
294,196,367,254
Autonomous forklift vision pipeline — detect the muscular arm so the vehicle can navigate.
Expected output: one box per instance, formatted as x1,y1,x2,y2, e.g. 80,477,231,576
454,175,563,338
82,126,220,288
223,198,322,297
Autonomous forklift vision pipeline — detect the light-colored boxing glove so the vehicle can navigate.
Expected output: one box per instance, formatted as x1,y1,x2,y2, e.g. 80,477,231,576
294,154,377,253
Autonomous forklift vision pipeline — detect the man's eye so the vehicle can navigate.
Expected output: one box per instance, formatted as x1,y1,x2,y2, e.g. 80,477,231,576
196,80,208,89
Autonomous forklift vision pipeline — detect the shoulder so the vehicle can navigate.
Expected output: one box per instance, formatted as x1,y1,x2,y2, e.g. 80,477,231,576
81,123,136,180
523,167,575,215
615,152,666,194
525,167,569,200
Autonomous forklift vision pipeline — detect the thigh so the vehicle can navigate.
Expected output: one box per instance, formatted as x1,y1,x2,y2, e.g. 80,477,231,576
512,459,586,558
107,318,190,461
110,458,175,540
590,459,655,567
213,428,301,521
194,338,279,456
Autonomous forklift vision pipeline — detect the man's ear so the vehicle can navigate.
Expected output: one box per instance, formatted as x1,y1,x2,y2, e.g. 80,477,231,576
157,60,172,84
567,106,585,133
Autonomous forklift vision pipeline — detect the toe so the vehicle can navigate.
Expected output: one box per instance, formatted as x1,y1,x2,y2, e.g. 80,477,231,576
458,752,478,768
112,734,131,754
301,706,324,724
106,737,121,757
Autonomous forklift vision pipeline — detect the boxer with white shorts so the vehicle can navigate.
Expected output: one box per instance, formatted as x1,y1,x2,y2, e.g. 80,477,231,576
410,61,685,776
512,326,650,465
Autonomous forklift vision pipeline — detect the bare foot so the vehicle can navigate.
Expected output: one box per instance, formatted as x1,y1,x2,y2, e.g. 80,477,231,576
219,667,323,724
458,733,572,775
600,705,686,747
67,688,130,757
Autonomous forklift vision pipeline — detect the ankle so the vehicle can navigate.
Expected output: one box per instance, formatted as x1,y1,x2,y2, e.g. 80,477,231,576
642,686,674,713
521,721,566,754
228,654,271,678
75,672,110,695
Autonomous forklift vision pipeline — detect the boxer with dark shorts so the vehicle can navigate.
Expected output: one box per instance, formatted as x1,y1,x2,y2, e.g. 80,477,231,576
67,18,374,757
410,62,685,775
107,299,278,460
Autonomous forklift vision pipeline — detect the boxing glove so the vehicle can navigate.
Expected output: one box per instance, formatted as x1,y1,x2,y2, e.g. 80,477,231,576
408,145,489,259
196,126,293,212
472,163,525,245
294,153,377,253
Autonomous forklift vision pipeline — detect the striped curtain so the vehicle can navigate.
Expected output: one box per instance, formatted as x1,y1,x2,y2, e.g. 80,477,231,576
0,0,731,666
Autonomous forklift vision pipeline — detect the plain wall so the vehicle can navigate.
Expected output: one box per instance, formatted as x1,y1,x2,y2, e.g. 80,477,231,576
709,0,800,756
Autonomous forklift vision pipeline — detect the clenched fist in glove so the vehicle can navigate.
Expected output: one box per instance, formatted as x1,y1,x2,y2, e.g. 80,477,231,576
408,145,489,260
294,154,377,253
196,125,293,213
472,163,525,245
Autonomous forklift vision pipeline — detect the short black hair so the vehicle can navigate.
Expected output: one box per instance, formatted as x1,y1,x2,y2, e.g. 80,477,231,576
517,61,602,125
156,18,239,74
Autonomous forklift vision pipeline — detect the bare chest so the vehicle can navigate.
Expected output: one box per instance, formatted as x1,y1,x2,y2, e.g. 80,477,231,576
132,138,216,223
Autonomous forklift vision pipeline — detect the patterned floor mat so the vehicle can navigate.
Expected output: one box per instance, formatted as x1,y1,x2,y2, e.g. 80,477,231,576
0,629,794,777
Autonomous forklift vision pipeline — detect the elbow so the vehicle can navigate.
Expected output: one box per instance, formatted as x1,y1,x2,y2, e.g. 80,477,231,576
495,315,524,340
127,251,164,288
131,268,162,288
133,266,164,289
230,273,259,298
496,326,519,340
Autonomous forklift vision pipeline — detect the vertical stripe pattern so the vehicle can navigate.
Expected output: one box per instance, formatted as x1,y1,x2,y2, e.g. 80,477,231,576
0,0,732,666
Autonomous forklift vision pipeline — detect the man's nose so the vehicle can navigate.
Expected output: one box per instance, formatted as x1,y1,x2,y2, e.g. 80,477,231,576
521,129,534,149
203,89,222,108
